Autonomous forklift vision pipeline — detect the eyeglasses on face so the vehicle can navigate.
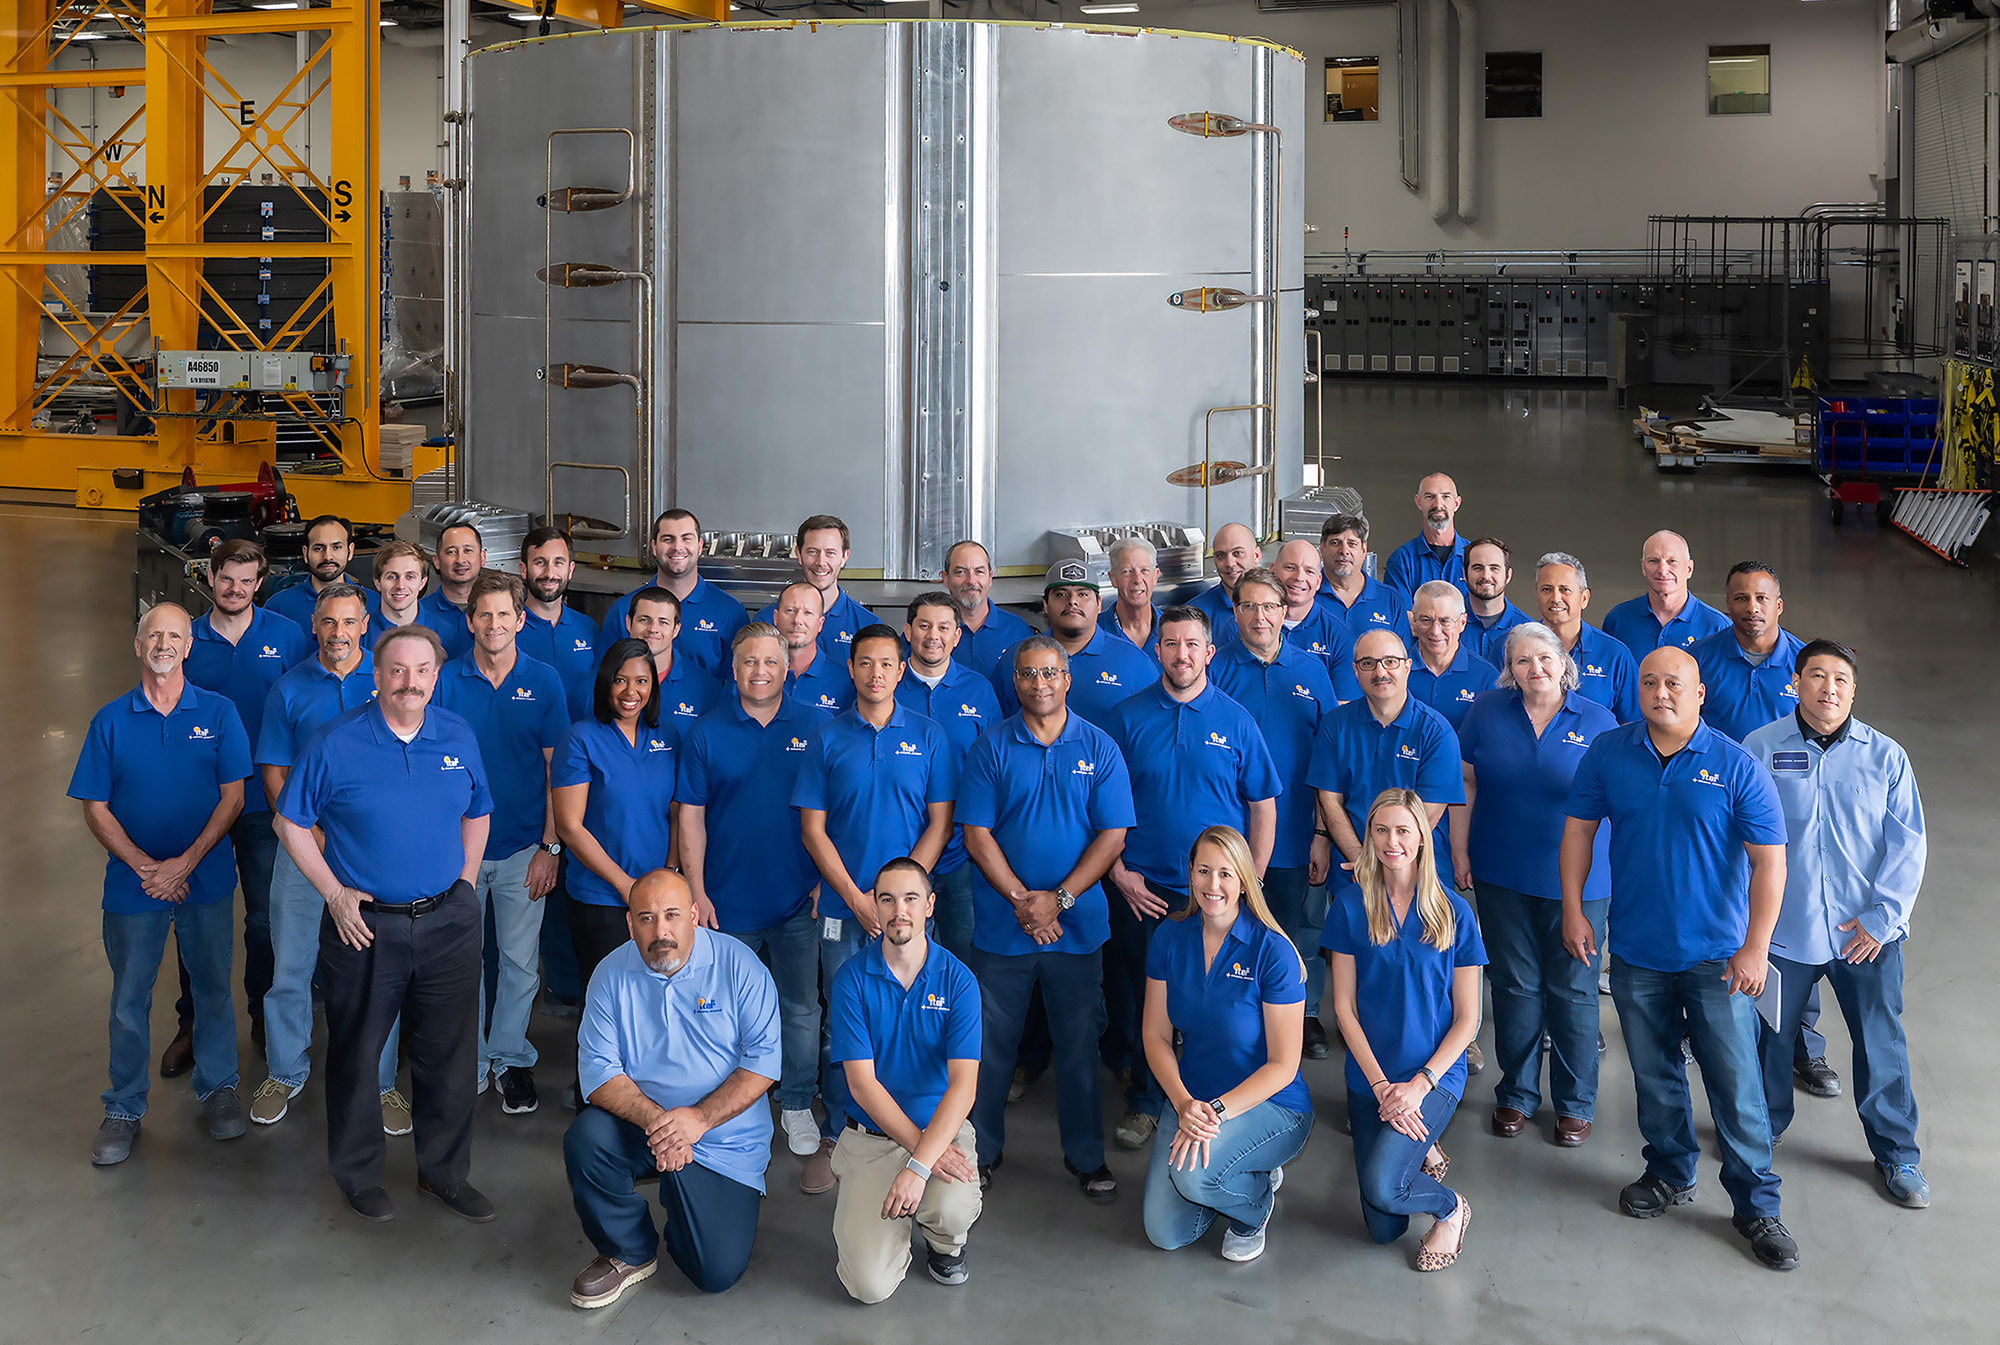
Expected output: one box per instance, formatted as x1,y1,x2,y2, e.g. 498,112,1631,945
1353,656,1409,673
1013,666,1064,682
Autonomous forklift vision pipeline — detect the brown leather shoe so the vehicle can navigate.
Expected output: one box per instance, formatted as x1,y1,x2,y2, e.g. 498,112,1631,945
801,1137,837,1194
159,1025,194,1079
570,1255,657,1309
1554,1115,1592,1147
1490,1106,1528,1138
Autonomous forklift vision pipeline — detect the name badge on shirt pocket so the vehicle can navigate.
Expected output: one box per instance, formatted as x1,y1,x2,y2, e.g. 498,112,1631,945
1770,752,1810,773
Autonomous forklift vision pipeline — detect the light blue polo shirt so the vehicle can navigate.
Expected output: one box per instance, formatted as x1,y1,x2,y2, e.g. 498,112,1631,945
790,704,957,919
1601,592,1730,663
1147,908,1309,1113
551,715,679,908
1566,623,1641,724
952,604,1034,679
1689,627,1806,743
829,941,982,1133
1209,640,1339,871
184,605,312,812
578,934,781,1193
1407,644,1498,733
1106,683,1283,891
69,684,254,913
601,576,749,684
1097,603,1163,665
1457,688,1615,902
276,702,493,904
1281,602,1363,700
1321,886,1486,1099
1316,574,1413,647
955,711,1137,956
754,585,873,663
677,696,833,932
989,627,1154,731
519,604,599,723
1565,720,1787,972
895,660,1003,876
263,576,381,632
1383,533,1470,604
1307,694,1464,869
1465,600,1531,668
658,654,723,743
413,589,473,663
432,650,569,858
255,649,377,769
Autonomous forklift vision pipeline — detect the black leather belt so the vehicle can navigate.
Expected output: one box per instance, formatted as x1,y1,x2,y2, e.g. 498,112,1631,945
846,1120,889,1139
359,891,449,915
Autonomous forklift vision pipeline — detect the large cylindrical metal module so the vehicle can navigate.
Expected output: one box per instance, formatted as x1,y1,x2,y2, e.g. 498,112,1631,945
459,19,1305,579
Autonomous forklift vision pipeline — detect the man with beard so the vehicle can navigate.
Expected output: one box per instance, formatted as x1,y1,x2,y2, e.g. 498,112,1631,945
275,625,495,1223
563,868,781,1306
989,561,1153,729
755,516,873,661
942,539,1031,678
599,509,747,682
416,522,483,662
369,540,431,649
1188,522,1262,649
622,587,722,740
827,859,984,1301
1272,540,1360,700
1384,473,1472,605
72,603,253,1164
264,515,382,630
1315,513,1410,647
1463,537,1531,667
517,526,599,723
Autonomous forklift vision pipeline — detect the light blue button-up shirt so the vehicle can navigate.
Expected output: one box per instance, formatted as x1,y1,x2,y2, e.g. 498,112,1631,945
578,931,783,1193
1742,715,1927,967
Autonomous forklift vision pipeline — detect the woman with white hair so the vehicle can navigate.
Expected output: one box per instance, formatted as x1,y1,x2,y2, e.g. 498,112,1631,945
1451,622,1618,1147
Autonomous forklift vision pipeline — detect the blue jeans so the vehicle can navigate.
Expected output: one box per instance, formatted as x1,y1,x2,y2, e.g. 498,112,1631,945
933,863,975,964
103,898,238,1119
721,906,821,1113
175,808,279,1028
1263,867,1326,1012
1143,1101,1313,1245
264,845,400,1092
1348,1085,1461,1243
1106,880,1172,1114
1761,946,1920,1168
1609,955,1780,1219
818,915,872,1138
968,945,1108,1171
1477,879,1606,1120
476,843,545,1074
564,1107,762,1292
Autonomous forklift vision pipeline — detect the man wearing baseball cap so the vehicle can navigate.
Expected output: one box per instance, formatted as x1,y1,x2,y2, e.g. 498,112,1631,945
987,562,1153,732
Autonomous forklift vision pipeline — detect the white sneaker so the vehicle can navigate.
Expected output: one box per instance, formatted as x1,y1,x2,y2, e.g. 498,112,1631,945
1221,1226,1267,1262
1269,1165,1284,1194
780,1108,820,1157
476,1072,490,1096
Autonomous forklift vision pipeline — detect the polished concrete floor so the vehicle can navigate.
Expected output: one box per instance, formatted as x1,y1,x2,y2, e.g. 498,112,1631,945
3,383,1991,1344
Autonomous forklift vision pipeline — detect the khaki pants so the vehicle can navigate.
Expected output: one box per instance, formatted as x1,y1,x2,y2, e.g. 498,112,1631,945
830,1121,983,1304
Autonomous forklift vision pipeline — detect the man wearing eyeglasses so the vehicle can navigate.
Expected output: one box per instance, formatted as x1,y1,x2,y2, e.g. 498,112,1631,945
1406,581,1498,735
989,562,1154,731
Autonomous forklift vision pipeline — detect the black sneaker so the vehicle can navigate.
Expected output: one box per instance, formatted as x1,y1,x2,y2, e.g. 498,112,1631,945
346,1185,395,1222
978,1151,1003,1191
1303,1016,1331,1060
1064,1158,1118,1204
202,1086,248,1141
1733,1215,1800,1270
419,1179,497,1223
1619,1172,1696,1219
499,1067,539,1115
926,1246,969,1286
1793,1056,1842,1098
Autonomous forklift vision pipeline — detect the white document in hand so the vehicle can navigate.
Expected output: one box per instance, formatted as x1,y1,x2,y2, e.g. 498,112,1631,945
1753,962,1784,1034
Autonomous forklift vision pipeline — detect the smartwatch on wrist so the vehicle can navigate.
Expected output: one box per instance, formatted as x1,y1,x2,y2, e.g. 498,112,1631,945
1054,886,1076,911
1417,1065,1440,1090
1209,1097,1229,1119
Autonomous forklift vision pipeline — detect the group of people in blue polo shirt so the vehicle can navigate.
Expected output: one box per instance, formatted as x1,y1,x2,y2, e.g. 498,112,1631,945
70,479,1931,1305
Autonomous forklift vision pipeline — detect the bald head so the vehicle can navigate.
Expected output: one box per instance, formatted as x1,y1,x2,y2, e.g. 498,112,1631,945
1273,539,1322,613
135,603,192,677
1636,647,1704,736
1212,523,1260,592
139,602,192,638
627,869,698,975
1640,530,1694,600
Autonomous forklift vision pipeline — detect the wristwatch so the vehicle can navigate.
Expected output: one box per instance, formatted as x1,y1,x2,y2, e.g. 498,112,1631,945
1209,1097,1229,1119
1054,886,1076,911
539,841,563,857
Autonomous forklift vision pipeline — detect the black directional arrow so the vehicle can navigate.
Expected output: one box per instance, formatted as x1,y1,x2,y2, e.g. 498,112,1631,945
148,211,163,223
333,209,351,222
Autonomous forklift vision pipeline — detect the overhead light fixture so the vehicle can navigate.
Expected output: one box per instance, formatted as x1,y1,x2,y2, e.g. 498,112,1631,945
68,29,107,39
1078,3,1140,12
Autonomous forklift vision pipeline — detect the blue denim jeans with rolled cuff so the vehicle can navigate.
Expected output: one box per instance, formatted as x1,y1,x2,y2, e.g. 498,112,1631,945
104,896,239,1119
721,904,822,1114
1143,1100,1314,1245
1347,1084,1460,1244
1476,878,1606,1121
1761,945,1919,1169
263,844,401,1092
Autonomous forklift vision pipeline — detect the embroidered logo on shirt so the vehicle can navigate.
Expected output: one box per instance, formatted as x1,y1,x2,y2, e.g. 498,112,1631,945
648,738,669,753
189,725,214,740
835,631,853,643
959,704,984,719
1584,663,1605,677
1369,611,1389,623
442,755,465,770
787,737,809,751
895,740,922,757
696,619,716,632
572,637,593,652
1456,688,1476,702
512,687,535,701
1293,684,1315,699
923,992,950,1011
694,995,722,1014
1564,730,1588,747
1225,961,1254,981
1693,768,1725,788
674,701,696,717
258,645,282,659
1205,731,1231,749
1073,758,1097,776
1770,751,1810,773
1780,685,1799,700
1396,743,1420,761
1095,671,1123,686
817,695,840,708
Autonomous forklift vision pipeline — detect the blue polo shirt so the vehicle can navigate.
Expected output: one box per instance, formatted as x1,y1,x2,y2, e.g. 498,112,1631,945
1097,603,1163,664
412,589,473,662
276,703,493,904
781,648,854,715
551,716,679,908
1106,683,1283,890
263,576,381,632
519,604,599,722
1383,534,1470,604
656,654,723,742
69,685,254,913
1565,720,1787,972
1601,592,1729,663
1408,644,1498,733
1457,689,1616,902
1321,886,1486,1099
1187,583,1239,648
1210,641,1338,870
578,934,781,1194
677,696,832,931
184,606,313,812
896,661,1003,876
1308,695,1463,880
1281,603,1363,701
829,941,982,1133
1465,600,1531,667
955,712,1137,956
431,651,569,858
1565,623,1640,724
601,576,749,683
1316,574,1413,647
989,627,1154,731
754,585,873,663
1147,908,1309,1113
1689,628,1806,743
255,650,377,769
953,604,1034,678
790,704,957,919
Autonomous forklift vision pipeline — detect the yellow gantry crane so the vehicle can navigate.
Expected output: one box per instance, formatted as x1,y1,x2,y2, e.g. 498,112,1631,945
0,0,719,521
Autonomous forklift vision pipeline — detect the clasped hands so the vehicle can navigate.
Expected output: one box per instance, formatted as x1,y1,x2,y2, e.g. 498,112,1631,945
880,1142,978,1221
642,1106,711,1173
